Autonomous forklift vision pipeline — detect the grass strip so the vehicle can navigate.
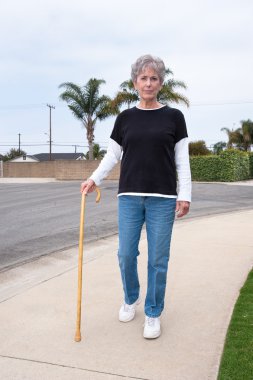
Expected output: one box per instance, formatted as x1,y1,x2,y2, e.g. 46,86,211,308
218,268,253,380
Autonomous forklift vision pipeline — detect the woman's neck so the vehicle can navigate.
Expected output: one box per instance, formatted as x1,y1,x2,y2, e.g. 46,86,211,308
138,100,162,109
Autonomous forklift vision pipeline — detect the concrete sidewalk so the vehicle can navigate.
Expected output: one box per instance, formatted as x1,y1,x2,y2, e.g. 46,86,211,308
0,178,57,183
0,210,253,380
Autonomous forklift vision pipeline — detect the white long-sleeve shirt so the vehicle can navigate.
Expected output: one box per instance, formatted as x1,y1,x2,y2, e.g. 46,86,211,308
90,138,191,202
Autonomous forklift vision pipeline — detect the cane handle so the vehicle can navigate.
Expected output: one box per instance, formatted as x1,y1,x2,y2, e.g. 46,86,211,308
95,187,101,203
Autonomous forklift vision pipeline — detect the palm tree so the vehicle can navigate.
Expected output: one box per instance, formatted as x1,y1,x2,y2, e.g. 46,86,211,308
59,79,119,159
239,119,253,151
220,127,241,149
221,120,253,151
112,80,139,109
157,69,189,106
84,143,106,160
113,68,189,109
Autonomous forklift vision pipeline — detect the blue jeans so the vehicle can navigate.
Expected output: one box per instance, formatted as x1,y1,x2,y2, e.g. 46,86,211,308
118,195,176,318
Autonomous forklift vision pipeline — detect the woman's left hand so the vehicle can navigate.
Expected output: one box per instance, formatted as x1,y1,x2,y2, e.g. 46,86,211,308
176,201,190,218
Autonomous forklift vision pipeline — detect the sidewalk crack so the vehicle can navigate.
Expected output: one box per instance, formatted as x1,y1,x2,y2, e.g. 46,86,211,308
0,354,151,380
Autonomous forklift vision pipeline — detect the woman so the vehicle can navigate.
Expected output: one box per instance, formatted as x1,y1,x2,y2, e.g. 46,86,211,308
81,54,191,339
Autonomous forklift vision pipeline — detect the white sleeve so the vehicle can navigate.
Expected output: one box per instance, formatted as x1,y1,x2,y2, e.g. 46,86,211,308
89,138,122,186
174,137,192,202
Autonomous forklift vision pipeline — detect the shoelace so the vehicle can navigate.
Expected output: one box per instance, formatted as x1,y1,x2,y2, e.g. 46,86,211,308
146,317,155,327
123,303,134,312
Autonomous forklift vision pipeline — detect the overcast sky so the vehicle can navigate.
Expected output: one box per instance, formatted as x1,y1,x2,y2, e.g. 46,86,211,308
0,0,252,155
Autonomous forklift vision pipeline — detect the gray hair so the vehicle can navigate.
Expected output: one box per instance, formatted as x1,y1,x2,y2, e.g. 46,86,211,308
131,54,166,84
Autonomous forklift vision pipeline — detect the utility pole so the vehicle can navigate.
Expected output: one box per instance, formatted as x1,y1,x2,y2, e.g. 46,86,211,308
18,133,21,155
46,104,55,161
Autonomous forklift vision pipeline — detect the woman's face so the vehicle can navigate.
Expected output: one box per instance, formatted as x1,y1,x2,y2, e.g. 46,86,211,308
134,67,162,102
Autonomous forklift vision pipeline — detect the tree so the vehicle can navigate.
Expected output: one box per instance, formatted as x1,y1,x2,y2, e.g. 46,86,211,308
212,141,226,155
221,127,242,149
113,68,189,109
3,148,26,161
112,80,139,109
189,140,211,156
239,119,253,151
221,120,253,151
157,69,189,106
84,143,106,160
59,79,119,160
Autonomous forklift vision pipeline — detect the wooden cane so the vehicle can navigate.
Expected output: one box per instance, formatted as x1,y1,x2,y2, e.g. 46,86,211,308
75,187,101,342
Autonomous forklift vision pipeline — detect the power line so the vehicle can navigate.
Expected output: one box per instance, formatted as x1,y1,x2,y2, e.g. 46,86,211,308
0,143,105,147
0,104,45,110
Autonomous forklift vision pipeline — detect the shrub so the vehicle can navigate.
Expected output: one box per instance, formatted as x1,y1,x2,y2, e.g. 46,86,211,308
218,149,249,181
190,155,221,181
189,140,211,156
190,149,250,182
249,152,253,179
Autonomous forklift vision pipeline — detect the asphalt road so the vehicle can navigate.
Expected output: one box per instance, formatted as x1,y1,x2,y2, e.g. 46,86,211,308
0,181,252,272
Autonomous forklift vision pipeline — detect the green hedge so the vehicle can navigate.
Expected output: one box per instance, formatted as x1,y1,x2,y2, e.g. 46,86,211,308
190,149,250,182
249,152,253,178
190,155,221,181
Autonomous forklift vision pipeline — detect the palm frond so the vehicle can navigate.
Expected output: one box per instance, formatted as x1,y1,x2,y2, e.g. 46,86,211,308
82,78,106,115
120,80,135,90
165,68,174,76
220,127,230,134
96,97,120,121
158,87,189,107
112,91,139,108
241,119,253,142
68,104,85,123
59,82,88,115
163,79,187,90
118,68,189,108
59,82,83,98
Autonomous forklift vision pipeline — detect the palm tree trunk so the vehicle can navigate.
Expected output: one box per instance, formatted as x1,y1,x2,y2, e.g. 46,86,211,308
87,120,94,160
88,142,93,160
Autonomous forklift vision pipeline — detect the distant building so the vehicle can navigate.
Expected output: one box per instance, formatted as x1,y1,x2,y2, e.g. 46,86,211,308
10,155,39,162
10,153,85,162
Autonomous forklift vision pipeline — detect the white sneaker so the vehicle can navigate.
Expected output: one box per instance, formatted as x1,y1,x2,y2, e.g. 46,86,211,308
143,316,161,339
119,297,141,322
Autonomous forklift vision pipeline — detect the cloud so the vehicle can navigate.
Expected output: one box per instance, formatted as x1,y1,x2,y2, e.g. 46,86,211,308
0,0,253,154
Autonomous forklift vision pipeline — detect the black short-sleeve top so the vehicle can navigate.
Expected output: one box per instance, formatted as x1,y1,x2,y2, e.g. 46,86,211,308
110,105,188,196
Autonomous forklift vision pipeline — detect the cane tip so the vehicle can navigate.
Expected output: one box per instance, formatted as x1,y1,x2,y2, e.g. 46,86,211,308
75,333,81,342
